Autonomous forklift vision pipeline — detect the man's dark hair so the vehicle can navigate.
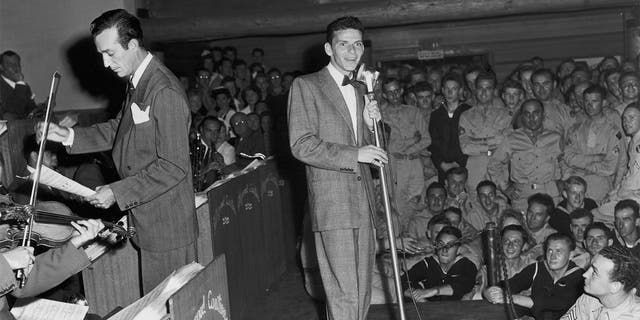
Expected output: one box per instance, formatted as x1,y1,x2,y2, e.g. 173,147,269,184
326,16,364,44
624,102,640,114
569,208,594,224
436,226,462,242
22,134,61,162
619,71,640,86
614,199,640,220
583,84,607,99
426,182,445,195
502,79,524,93
267,68,281,76
598,245,640,292
0,50,19,65
584,222,612,241
382,77,400,90
90,9,143,49
197,116,224,134
411,81,434,94
474,72,496,87
249,63,264,74
543,232,576,253
501,224,529,246
221,76,236,86
445,166,468,180
233,59,246,68
427,214,451,231
531,68,555,82
442,72,463,88
241,85,260,104
476,180,497,193
527,193,555,216
252,48,264,56
212,87,231,99
223,46,237,54
443,207,463,220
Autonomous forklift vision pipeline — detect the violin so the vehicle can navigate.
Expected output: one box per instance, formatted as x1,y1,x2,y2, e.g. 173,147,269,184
0,201,133,249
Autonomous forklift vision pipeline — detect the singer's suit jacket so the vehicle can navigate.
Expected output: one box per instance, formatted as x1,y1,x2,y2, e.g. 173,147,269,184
69,56,197,252
288,67,376,232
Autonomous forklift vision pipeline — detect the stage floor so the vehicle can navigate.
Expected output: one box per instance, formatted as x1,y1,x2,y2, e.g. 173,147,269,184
368,300,510,320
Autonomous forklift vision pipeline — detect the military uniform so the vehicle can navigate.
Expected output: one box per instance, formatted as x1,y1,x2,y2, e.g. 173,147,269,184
463,195,510,231
382,103,431,229
594,130,640,222
563,116,625,201
459,104,512,193
418,109,438,185
487,128,563,211
542,98,572,137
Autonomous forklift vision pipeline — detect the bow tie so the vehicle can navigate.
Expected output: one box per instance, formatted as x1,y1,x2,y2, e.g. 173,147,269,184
342,74,363,89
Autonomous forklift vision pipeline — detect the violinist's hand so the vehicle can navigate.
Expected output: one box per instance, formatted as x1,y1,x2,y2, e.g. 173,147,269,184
86,185,116,209
70,219,105,248
2,246,35,270
34,122,70,143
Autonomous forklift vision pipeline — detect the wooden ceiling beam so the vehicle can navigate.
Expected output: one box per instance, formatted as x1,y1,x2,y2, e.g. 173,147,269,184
142,0,635,43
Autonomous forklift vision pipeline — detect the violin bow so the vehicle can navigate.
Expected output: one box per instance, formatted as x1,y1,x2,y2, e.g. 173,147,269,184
17,72,61,287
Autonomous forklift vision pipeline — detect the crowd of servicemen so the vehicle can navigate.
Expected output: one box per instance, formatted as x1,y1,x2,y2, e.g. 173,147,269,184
363,55,640,319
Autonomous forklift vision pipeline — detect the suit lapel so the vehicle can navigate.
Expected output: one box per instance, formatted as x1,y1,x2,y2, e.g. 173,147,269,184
318,68,356,144
119,57,157,134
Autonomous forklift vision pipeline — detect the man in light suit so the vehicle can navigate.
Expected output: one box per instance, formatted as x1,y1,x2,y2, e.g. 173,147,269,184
37,9,197,293
288,16,388,320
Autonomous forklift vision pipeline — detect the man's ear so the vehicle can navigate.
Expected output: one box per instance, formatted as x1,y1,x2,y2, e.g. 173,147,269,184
324,42,333,57
127,38,140,50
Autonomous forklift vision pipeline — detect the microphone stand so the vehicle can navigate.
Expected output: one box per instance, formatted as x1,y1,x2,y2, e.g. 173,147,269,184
359,65,406,320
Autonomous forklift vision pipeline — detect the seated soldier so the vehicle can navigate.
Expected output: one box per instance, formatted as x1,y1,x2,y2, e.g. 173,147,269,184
612,199,640,258
0,219,105,316
523,193,558,260
583,222,613,258
560,246,640,319
405,182,446,245
442,207,482,268
464,180,510,231
230,112,265,168
594,103,640,221
568,209,593,269
613,72,639,116
550,176,598,236
485,233,584,320
444,167,470,209
402,226,477,302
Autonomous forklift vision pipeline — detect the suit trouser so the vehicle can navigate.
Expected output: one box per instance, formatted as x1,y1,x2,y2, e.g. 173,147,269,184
315,222,375,320
137,240,198,294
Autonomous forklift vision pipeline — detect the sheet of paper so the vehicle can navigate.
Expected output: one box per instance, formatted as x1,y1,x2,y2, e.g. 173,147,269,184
27,165,95,197
0,120,7,136
109,262,204,320
11,298,88,320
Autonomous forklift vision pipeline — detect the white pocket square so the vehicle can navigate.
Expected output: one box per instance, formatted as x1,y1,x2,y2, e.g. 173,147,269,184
131,102,150,124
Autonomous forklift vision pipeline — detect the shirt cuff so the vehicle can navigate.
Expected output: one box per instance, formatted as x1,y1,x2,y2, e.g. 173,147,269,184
62,127,75,146
15,81,26,86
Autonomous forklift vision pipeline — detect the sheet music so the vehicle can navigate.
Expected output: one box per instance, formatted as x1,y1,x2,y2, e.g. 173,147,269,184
10,298,88,320
0,120,7,136
27,165,95,197
109,262,204,320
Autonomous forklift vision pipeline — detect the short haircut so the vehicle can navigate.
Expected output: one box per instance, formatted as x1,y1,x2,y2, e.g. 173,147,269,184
445,166,468,180
427,214,451,230
569,208,594,223
474,72,496,87
502,79,523,92
212,87,231,99
233,59,246,68
521,98,544,113
252,48,264,55
527,193,555,215
223,46,237,54
501,224,529,245
443,207,463,220
221,76,236,85
619,71,639,86
531,68,555,82
442,72,463,87
476,180,497,193
198,116,223,134
411,81,434,94
0,50,19,64
584,222,612,241
614,199,640,219
90,9,143,49
498,208,527,230
598,245,640,292
326,16,364,44
603,68,621,81
543,232,576,253
583,84,607,99
624,102,640,114
382,77,400,89
241,85,260,103
564,175,587,191
267,67,281,75
571,67,592,79
426,182,446,195
436,226,462,242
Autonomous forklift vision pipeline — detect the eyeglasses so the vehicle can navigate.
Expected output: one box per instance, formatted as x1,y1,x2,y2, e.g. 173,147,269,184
232,120,247,126
270,75,281,80
198,75,210,79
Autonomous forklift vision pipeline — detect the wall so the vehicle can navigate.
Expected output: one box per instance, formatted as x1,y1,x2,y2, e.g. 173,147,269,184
162,8,626,81
0,0,135,111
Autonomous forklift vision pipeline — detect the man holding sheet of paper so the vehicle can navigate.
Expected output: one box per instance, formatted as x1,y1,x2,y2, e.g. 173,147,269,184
36,9,197,293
